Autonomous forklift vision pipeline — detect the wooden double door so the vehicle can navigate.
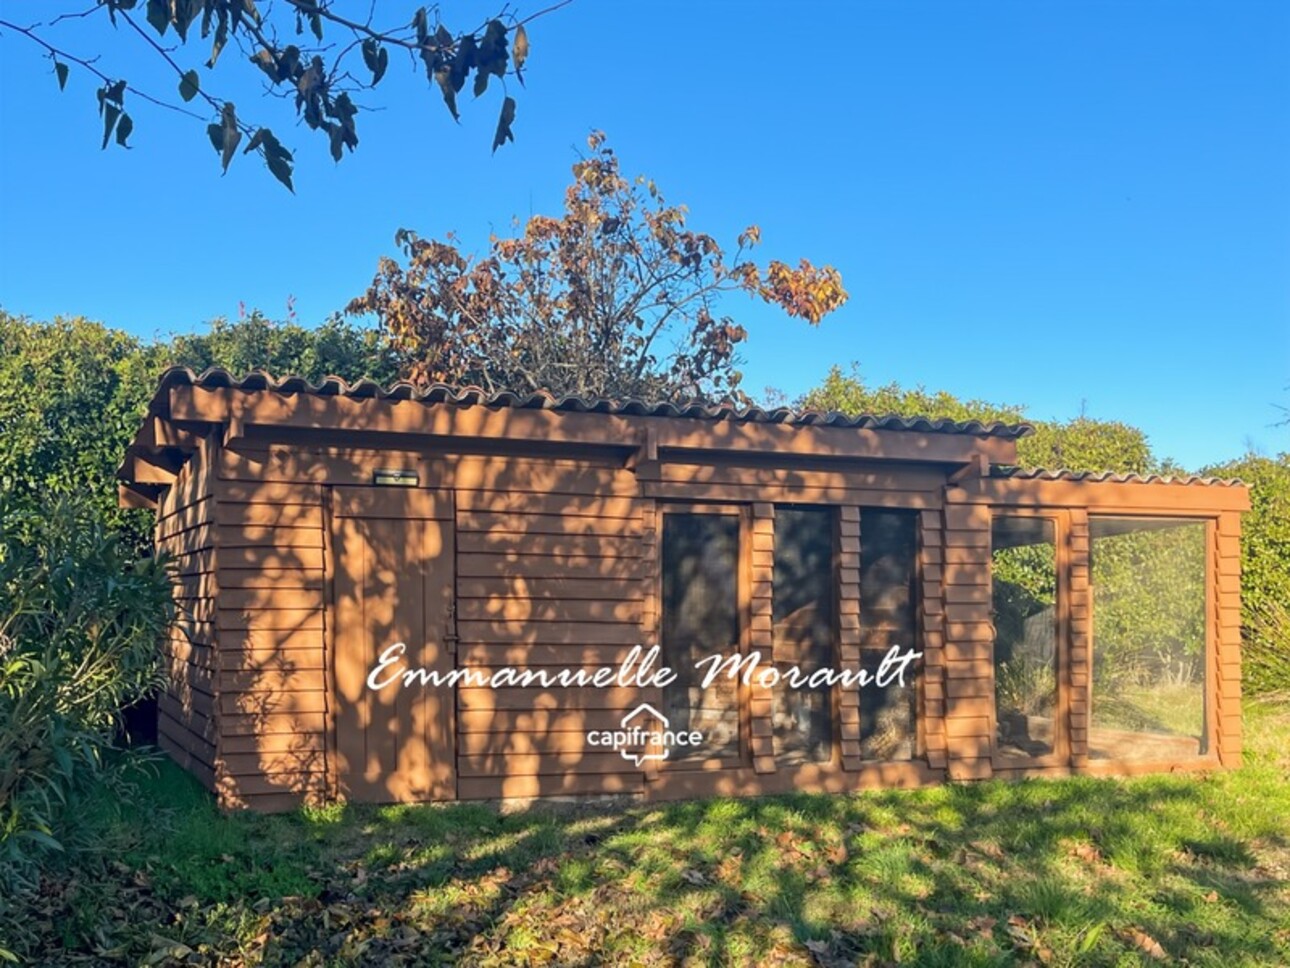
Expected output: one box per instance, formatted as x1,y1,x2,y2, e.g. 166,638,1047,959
330,486,457,802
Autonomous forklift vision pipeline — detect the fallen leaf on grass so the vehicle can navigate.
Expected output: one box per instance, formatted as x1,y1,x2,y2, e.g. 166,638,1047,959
1124,927,1168,961
1072,842,1103,864
1004,914,1053,962
144,936,192,965
804,937,856,968
1006,914,1035,943
971,840,1006,860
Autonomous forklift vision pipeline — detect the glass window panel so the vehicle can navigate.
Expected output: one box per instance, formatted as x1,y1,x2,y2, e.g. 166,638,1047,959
1089,517,1207,760
772,507,835,764
991,516,1059,759
661,513,741,760
859,509,919,761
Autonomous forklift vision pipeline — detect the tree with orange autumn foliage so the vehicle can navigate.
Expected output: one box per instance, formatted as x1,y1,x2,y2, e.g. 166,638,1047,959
348,132,847,402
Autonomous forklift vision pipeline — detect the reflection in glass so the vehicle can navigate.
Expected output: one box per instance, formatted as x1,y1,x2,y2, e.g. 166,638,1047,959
992,516,1059,759
859,510,919,760
1090,517,1207,760
661,513,740,760
772,507,835,763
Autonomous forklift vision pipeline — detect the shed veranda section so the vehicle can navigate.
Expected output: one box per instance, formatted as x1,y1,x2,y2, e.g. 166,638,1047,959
118,369,1249,811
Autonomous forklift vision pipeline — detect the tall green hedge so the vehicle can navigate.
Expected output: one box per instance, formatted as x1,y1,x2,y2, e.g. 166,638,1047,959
802,365,1153,474
1202,453,1290,695
0,311,403,554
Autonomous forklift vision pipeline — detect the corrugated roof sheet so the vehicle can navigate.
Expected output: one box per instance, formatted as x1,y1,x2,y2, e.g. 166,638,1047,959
991,466,1244,487
151,366,1036,439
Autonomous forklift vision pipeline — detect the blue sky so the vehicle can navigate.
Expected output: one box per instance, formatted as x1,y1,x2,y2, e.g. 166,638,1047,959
1,0,1286,469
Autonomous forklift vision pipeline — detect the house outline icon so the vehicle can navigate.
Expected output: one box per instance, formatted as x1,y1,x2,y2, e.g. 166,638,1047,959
619,702,671,765
621,702,669,730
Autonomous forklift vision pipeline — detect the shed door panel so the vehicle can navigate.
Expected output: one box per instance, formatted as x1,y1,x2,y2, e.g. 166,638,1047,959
332,487,455,802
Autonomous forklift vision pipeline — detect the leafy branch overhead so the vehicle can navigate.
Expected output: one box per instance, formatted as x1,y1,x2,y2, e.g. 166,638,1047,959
348,132,849,403
0,0,560,191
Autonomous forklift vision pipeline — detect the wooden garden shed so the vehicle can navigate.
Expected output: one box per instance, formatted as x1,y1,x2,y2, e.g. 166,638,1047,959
118,368,1249,812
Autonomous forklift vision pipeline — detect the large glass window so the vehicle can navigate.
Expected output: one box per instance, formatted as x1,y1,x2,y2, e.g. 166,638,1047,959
859,509,919,761
991,516,1059,759
772,507,835,763
1089,517,1208,760
661,512,741,760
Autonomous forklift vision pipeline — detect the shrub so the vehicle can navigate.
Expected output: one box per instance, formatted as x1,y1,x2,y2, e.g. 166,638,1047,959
0,313,160,555
0,499,173,886
1201,453,1290,696
801,365,1154,474
0,310,404,557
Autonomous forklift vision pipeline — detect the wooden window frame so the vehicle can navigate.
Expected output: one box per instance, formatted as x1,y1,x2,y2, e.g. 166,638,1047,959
655,501,753,773
988,507,1072,772
1081,512,1220,774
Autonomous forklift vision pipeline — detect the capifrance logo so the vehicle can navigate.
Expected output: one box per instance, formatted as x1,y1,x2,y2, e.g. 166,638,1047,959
585,703,702,766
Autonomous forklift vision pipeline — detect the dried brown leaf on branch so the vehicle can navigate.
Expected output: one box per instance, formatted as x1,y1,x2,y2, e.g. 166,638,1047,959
348,132,849,402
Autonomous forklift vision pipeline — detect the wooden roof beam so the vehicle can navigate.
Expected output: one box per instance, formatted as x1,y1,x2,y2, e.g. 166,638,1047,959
118,483,159,510
169,386,1019,466
118,452,178,486
960,475,1251,513
625,425,660,479
947,453,989,487
150,417,202,452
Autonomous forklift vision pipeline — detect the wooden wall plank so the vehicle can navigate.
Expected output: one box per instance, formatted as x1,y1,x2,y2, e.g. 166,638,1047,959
750,504,775,773
838,507,863,771
154,433,221,780
919,509,948,771
942,490,995,781
1214,513,1243,768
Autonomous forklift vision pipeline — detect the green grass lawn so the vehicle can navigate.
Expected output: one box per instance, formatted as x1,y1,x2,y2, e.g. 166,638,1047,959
6,698,1289,966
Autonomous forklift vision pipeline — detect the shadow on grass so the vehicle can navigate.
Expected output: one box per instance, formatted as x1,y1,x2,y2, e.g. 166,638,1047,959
9,751,1281,967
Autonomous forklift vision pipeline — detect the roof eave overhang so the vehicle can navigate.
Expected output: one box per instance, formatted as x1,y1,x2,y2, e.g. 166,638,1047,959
153,382,1022,467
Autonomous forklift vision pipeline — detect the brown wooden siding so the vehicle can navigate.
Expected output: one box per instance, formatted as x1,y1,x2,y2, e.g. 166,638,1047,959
453,456,648,799
1215,512,1242,766
155,433,219,789
638,499,661,782
644,461,945,509
203,446,657,806
837,507,864,769
1067,511,1091,768
213,461,330,810
749,504,775,774
940,495,994,781
919,509,949,771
